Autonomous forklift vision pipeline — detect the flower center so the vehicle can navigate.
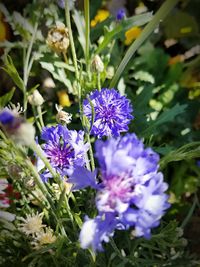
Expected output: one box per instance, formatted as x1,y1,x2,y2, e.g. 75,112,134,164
97,173,134,212
47,143,74,169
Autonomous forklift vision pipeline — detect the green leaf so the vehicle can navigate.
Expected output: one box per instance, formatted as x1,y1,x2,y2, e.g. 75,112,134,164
0,88,15,108
2,56,24,92
96,12,153,54
160,142,200,169
141,103,187,137
40,61,74,94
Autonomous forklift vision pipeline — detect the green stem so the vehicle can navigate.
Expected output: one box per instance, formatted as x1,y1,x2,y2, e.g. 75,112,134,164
84,0,90,72
27,148,69,240
30,141,76,231
97,72,101,91
30,141,57,178
86,134,95,171
37,106,45,128
32,106,42,132
64,0,79,80
110,0,179,88
23,22,38,113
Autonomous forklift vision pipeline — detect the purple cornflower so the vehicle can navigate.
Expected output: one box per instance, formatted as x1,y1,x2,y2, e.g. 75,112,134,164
57,0,75,10
83,88,133,138
69,133,170,251
0,108,35,146
0,108,22,132
38,124,89,181
116,8,126,21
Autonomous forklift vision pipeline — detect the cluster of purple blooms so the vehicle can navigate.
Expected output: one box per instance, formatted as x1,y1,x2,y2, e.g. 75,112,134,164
0,86,169,251
35,88,170,251
69,134,170,251
38,125,89,181
83,88,133,138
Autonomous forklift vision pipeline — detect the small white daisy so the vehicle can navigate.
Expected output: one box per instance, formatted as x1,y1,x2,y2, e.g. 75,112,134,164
18,212,45,236
32,227,57,249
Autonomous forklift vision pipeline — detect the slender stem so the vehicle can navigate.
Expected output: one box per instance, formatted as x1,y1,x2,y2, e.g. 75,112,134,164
63,52,68,63
84,0,90,72
23,22,38,113
86,134,95,171
37,106,45,128
32,106,42,132
64,0,79,80
110,0,179,88
30,141,77,231
97,72,101,91
26,159,55,210
27,147,69,240
30,141,57,178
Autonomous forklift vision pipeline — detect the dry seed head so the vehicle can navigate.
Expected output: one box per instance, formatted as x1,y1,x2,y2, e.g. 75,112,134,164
47,21,69,53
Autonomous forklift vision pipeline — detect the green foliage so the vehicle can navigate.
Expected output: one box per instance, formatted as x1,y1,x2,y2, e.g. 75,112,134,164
2,55,24,92
0,88,15,108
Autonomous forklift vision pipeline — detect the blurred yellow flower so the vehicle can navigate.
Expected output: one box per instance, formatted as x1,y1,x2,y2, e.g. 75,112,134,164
168,55,184,65
91,9,109,27
124,26,142,46
57,91,71,107
0,12,9,42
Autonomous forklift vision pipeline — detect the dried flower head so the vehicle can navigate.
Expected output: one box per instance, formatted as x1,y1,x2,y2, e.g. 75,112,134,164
47,22,69,54
18,212,45,236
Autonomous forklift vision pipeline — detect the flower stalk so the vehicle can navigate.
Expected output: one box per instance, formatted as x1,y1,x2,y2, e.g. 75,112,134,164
64,0,79,80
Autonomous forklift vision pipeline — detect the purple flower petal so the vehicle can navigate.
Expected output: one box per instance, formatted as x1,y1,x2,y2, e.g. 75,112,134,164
68,166,98,190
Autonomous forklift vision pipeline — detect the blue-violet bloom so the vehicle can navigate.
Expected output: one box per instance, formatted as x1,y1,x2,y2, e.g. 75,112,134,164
38,124,89,181
83,88,133,138
57,0,75,10
116,8,126,21
69,133,170,251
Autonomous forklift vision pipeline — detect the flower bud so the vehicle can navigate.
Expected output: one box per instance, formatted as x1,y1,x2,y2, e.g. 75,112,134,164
28,90,44,106
106,66,114,79
91,55,104,73
46,21,69,54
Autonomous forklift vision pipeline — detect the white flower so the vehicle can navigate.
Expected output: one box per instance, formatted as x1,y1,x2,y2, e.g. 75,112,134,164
55,104,72,124
0,211,16,222
0,179,10,208
32,227,57,249
18,212,45,236
79,218,97,249
0,179,8,194
12,122,35,146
